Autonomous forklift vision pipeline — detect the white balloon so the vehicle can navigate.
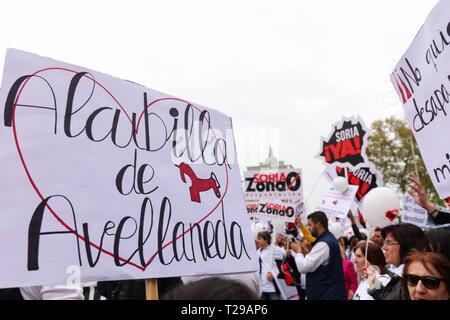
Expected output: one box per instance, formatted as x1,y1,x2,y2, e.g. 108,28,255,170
332,176,349,193
329,221,343,239
253,222,268,239
362,187,400,228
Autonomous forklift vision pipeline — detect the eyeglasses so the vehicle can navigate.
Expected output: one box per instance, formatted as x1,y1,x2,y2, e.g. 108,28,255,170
404,274,444,290
384,240,400,246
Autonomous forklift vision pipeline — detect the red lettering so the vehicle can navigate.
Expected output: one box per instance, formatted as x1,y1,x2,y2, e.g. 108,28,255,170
340,140,356,158
328,143,342,161
353,135,361,153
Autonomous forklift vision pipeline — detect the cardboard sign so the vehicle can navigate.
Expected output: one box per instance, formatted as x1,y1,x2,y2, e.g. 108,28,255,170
244,169,303,202
317,116,370,170
246,200,295,223
323,164,384,203
0,49,257,288
391,0,450,199
402,193,428,227
316,184,358,219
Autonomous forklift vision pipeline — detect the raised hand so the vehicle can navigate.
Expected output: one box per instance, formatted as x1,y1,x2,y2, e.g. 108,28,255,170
408,172,435,213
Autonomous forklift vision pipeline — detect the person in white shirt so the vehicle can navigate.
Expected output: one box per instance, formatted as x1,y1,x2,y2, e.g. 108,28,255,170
256,231,284,300
20,284,84,300
290,211,346,300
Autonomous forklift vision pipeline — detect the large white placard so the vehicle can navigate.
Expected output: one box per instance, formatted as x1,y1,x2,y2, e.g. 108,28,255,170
0,49,257,288
391,0,450,199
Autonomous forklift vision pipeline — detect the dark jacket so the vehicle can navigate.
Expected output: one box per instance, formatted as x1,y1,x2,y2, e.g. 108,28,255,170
306,230,346,300
434,210,450,225
0,288,23,300
367,269,409,300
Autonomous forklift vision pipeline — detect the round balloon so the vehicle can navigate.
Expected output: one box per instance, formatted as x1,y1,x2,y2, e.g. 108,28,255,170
362,187,400,228
329,221,343,239
332,176,349,193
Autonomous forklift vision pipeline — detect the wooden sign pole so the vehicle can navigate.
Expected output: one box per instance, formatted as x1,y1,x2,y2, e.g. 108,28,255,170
145,278,159,300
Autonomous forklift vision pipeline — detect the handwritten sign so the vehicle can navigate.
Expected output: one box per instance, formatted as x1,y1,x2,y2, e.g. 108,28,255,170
317,116,370,170
316,184,358,219
0,49,257,288
391,0,450,199
402,193,428,227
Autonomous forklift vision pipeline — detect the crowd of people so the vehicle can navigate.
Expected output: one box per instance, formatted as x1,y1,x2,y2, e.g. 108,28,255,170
251,173,450,300
0,173,449,300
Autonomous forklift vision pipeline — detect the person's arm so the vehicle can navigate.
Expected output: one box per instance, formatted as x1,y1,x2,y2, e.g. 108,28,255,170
291,242,329,273
294,213,316,244
347,211,365,240
431,205,450,224
408,172,450,225
299,223,316,244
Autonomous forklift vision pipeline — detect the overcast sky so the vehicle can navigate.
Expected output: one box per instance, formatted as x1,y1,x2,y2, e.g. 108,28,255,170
0,0,438,210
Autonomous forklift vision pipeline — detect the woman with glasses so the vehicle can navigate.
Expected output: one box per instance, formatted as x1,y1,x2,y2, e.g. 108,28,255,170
367,223,429,300
403,252,450,300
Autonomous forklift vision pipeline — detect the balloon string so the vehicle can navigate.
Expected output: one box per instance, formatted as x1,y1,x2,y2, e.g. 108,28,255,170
304,171,325,212
364,228,371,270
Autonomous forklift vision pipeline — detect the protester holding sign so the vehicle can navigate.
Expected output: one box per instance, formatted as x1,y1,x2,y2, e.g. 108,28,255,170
290,211,346,300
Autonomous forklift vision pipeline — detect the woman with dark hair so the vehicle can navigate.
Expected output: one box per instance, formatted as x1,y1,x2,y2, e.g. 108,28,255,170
403,252,450,300
426,228,450,261
161,277,260,300
352,241,390,300
367,223,429,300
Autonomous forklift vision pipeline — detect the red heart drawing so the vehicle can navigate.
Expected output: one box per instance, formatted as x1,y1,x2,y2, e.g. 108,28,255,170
385,209,399,222
11,67,229,271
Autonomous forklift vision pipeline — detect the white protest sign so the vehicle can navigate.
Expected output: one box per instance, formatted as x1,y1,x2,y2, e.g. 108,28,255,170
402,193,428,227
246,200,295,223
316,184,358,219
391,0,450,199
244,168,303,203
0,49,257,288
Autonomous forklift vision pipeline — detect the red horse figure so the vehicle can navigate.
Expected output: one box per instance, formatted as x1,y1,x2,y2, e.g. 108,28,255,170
175,162,221,203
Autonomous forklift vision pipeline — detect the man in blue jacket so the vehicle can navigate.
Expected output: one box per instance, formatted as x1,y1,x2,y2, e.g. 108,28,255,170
291,211,346,300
